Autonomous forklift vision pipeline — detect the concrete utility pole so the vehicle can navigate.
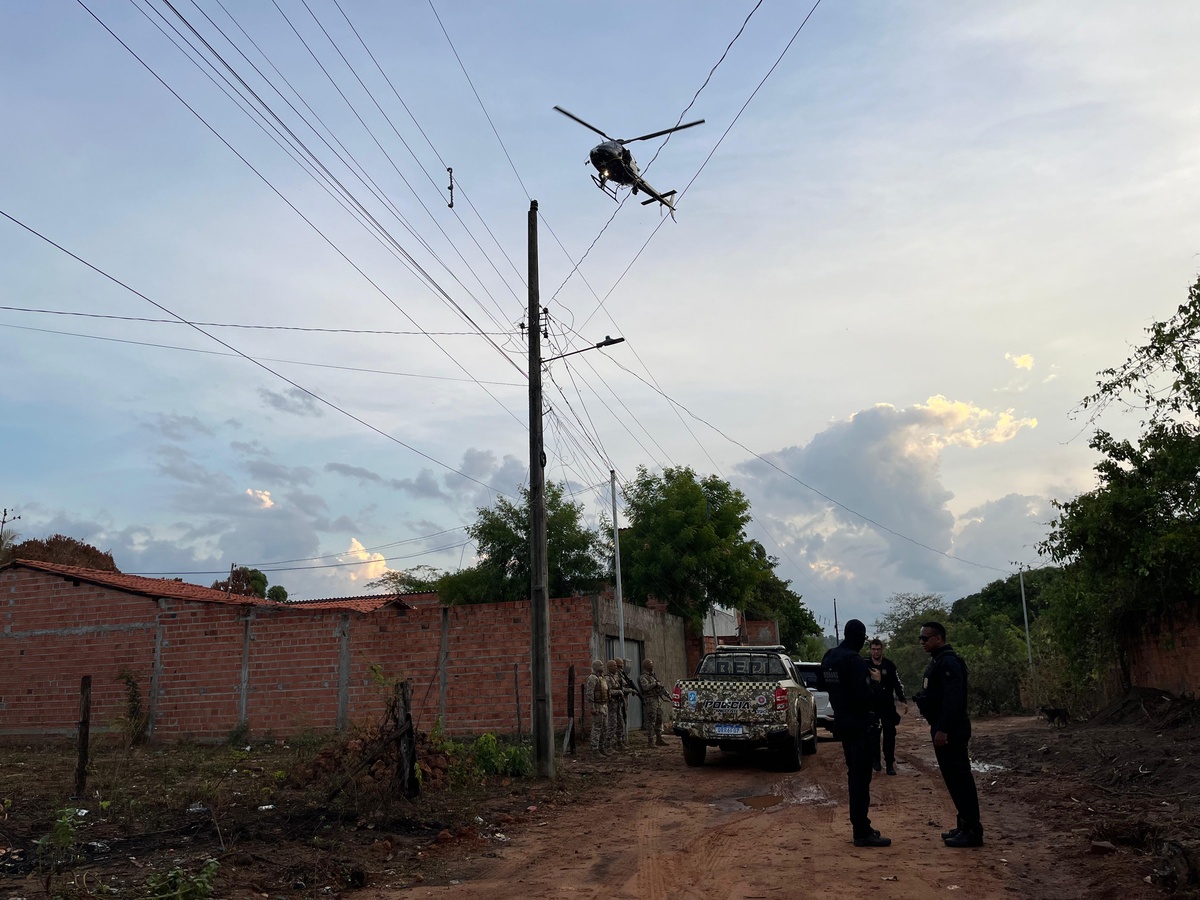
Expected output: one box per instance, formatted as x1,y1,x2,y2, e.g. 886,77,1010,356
1018,565,1034,673
611,471,625,660
0,508,20,553
527,200,554,778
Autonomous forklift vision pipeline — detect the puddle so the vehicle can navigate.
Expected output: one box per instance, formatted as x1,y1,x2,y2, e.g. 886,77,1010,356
739,794,783,809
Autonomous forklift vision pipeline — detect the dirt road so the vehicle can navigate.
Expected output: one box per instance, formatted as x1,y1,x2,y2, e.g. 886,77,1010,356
389,717,1158,900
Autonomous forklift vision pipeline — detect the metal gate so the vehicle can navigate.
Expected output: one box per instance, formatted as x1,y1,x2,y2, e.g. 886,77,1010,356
605,636,643,729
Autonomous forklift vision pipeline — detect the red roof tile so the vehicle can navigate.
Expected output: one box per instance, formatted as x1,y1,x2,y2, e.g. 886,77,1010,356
5,559,278,606
285,595,412,613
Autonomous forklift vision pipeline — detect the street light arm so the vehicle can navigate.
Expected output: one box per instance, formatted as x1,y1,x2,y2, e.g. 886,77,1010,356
543,335,625,363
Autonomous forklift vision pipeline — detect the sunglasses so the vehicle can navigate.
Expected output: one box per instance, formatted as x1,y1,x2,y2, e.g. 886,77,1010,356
918,635,935,642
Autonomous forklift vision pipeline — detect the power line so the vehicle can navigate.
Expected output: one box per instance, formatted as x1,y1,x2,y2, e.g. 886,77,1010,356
0,322,524,387
81,0,529,430
606,355,1008,575
0,207,516,498
0,305,504,334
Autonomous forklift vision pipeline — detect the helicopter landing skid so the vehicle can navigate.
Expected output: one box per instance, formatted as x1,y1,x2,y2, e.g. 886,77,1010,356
591,175,620,202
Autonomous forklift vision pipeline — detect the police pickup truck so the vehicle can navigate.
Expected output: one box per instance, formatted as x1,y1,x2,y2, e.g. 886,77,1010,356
670,645,818,770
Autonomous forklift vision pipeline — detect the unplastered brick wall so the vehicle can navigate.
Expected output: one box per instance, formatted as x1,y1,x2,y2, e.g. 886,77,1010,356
0,568,158,736
1,564,683,740
1128,604,1199,696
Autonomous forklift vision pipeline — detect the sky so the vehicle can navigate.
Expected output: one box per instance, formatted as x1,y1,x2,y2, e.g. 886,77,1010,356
3,1,1199,632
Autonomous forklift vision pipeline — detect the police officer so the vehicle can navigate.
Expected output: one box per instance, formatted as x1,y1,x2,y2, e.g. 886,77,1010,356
867,638,908,775
917,621,983,847
822,619,891,847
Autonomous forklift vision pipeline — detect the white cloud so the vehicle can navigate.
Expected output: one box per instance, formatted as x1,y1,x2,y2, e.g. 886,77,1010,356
245,489,274,509
1006,352,1035,370
341,538,387,584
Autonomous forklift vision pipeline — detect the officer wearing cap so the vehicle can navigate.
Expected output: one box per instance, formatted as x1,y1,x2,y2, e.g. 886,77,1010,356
822,619,890,847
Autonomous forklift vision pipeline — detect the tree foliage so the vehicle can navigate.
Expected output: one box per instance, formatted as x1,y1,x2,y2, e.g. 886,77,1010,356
1083,275,1200,426
873,592,950,697
620,466,761,623
433,482,605,604
365,564,444,594
742,544,821,653
8,534,119,571
211,566,269,599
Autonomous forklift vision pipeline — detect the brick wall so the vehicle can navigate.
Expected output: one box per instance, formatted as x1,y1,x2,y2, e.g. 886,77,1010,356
1,566,682,741
1127,603,1199,695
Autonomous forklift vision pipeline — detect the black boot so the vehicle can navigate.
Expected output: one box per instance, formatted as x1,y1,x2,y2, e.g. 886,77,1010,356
944,829,983,848
885,761,896,776
853,832,892,847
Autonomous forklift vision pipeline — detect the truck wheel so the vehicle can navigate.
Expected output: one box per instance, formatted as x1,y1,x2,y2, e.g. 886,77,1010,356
776,731,802,771
802,718,819,755
682,737,707,767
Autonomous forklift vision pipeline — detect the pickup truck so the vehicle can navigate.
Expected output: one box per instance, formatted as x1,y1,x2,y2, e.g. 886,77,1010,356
671,645,818,770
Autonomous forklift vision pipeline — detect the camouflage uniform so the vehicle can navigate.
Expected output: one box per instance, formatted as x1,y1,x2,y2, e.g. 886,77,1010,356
605,659,626,750
639,659,670,747
585,659,609,755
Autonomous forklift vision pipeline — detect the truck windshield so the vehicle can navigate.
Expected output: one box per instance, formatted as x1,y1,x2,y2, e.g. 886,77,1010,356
697,654,786,677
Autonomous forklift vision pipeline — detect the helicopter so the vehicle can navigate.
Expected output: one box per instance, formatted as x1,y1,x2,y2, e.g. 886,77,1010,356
554,106,704,214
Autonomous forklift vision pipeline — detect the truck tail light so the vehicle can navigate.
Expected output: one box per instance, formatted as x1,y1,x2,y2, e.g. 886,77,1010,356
672,685,682,709
774,688,788,711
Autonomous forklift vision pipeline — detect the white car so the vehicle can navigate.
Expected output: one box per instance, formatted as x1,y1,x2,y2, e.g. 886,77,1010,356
793,661,834,733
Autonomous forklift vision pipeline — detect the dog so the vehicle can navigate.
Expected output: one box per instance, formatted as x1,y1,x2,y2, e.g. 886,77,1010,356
1039,705,1070,727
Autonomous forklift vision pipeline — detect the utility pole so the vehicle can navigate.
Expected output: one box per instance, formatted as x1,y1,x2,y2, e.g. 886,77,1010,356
0,508,19,556
527,200,554,778
611,470,625,661
1018,565,1034,673
833,598,839,639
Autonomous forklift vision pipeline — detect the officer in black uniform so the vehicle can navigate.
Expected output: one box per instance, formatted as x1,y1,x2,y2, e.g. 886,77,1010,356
916,621,983,847
867,638,908,775
822,619,890,847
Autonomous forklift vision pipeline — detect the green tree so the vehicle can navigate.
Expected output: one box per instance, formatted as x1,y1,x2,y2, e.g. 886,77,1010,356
211,566,269,598
873,592,950,698
365,564,445,594
1040,423,1200,681
620,466,761,623
10,534,119,571
1038,275,1200,699
1082,274,1200,425
742,544,821,654
437,482,605,604
266,584,289,603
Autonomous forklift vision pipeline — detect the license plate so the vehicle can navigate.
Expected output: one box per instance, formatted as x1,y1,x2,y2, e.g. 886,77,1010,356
714,724,744,736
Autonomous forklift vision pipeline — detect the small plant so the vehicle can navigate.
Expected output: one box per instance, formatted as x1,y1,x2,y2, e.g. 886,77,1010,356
143,858,220,899
225,721,250,746
501,744,533,777
116,668,150,747
472,733,505,776
35,806,83,893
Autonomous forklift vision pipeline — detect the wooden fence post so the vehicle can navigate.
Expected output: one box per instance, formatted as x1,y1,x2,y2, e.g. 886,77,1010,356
74,675,91,798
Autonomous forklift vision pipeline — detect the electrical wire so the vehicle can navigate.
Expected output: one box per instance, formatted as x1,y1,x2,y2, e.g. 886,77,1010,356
0,305,505,335
0,207,516,498
0,322,524,386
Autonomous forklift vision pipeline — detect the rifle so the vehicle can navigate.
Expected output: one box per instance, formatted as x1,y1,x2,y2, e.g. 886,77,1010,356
619,667,644,702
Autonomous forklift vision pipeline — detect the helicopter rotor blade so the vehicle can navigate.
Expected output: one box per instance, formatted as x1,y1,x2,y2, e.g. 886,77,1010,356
553,106,613,141
622,118,706,144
